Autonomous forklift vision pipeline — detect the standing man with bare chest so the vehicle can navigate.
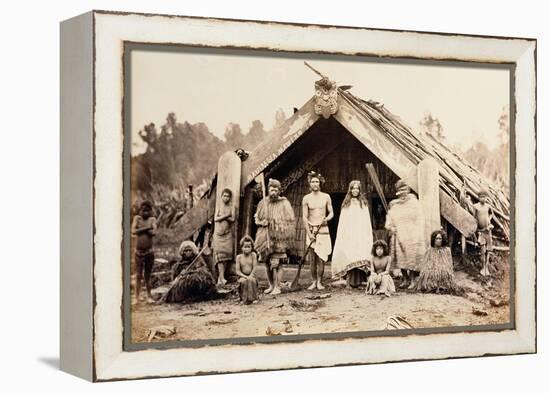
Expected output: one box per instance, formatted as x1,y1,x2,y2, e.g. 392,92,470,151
302,171,334,290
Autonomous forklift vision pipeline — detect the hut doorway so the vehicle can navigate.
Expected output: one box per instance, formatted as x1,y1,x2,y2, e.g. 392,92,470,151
260,117,400,259
328,192,346,259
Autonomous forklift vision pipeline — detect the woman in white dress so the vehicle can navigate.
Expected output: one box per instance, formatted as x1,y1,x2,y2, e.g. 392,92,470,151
331,180,374,287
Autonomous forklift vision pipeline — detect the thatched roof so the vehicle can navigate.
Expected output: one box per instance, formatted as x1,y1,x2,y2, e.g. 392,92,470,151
178,80,510,243
337,89,510,241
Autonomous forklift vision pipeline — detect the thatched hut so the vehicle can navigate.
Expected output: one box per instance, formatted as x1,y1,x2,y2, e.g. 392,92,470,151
179,71,510,271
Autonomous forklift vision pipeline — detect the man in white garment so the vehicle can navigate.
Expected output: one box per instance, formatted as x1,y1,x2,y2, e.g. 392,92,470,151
302,171,334,290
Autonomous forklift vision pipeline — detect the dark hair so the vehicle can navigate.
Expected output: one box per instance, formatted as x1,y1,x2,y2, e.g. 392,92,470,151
307,170,325,184
221,188,233,198
341,180,368,209
140,200,153,211
430,229,448,247
240,235,254,249
371,239,389,256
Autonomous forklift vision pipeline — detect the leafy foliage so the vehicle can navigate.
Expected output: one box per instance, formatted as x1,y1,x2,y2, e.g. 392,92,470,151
420,109,510,189
132,110,286,226
462,106,510,188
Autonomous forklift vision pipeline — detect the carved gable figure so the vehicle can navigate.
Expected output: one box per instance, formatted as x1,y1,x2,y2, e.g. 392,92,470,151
314,77,338,119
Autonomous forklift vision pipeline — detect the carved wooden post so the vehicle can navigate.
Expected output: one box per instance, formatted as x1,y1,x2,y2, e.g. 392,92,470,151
216,151,242,276
241,186,255,238
418,157,441,242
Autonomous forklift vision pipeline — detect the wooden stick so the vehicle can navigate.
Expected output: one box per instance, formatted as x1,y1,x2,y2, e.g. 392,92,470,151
290,224,323,290
304,61,325,78
366,163,388,212
160,246,207,303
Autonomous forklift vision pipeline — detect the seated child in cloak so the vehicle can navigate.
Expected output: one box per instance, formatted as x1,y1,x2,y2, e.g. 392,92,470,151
164,240,217,303
236,236,259,304
365,240,396,297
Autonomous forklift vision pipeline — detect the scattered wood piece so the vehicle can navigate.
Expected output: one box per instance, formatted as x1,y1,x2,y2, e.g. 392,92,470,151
381,315,414,330
268,303,284,310
305,293,332,300
472,306,489,316
265,326,282,336
182,310,209,317
146,325,177,342
289,299,325,312
206,318,238,326
489,298,509,308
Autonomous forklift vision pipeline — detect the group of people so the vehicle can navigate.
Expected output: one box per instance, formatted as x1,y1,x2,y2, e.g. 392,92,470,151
131,171,494,305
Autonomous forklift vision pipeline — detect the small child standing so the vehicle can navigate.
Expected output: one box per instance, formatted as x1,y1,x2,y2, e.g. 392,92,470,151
473,189,494,276
131,200,157,302
365,240,395,297
236,236,259,304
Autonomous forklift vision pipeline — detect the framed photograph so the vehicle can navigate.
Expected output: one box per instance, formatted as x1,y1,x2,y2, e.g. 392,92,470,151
60,10,536,381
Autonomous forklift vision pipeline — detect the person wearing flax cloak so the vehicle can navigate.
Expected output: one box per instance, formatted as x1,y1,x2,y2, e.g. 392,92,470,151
416,229,455,293
331,180,373,288
386,179,427,289
254,178,296,296
163,240,217,303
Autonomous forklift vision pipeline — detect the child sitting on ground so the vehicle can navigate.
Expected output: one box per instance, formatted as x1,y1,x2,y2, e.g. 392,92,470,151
236,236,259,304
365,240,395,297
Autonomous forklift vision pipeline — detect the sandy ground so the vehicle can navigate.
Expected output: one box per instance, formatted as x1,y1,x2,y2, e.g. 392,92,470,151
131,263,510,343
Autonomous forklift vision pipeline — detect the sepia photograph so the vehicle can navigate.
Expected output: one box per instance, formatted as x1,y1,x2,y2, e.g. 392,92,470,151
124,44,513,346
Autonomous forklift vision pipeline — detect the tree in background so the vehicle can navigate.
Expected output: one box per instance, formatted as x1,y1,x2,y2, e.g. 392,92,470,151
420,112,445,141
273,108,287,131
245,119,267,149
133,113,226,195
462,106,510,188
418,109,510,189
132,109,286,227
224,122,245,150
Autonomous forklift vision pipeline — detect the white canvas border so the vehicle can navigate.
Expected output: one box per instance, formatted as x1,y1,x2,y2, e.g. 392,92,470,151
92,11,536,381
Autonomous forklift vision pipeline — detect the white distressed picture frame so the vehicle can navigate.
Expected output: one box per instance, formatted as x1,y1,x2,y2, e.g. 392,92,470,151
60,10,536,381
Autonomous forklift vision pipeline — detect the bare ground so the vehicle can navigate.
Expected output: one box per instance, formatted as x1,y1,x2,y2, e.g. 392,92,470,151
131,261,510,343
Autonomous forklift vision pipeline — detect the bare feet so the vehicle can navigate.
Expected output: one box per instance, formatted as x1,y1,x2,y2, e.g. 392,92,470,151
480,265,490,277
271,287,281,295
316,281,325,290
398,280,409,289
264,286,274,294
307,282,317,290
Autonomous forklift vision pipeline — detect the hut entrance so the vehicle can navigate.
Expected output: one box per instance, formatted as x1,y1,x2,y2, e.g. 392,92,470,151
328,192,346,256
258,117,400,259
